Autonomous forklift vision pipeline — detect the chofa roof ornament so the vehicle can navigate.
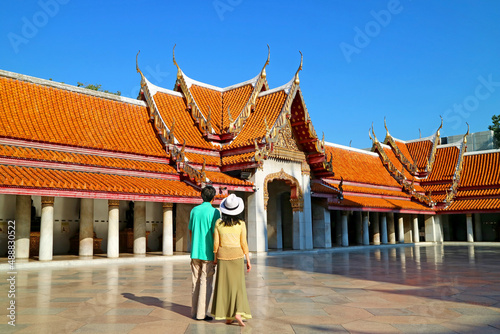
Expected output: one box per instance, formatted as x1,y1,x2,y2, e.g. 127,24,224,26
294,51,303,85
172,44,182,79
260,44,270,79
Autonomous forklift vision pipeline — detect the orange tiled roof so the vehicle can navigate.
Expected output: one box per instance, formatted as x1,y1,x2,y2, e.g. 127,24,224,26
341,184,411,198
221,152,255,165
334,195,434,211
0,76,166,157
394,140,415,165
226,90,287,149
189,84,223,132
407,140,433,170
424,145,459,182
0,144,177,174
222,85,253,131
460,152,500,187
184,151,220,166
153,91,214,149
204,170,253,186
0,164,199,198
442,198,500,212
324,145,400,187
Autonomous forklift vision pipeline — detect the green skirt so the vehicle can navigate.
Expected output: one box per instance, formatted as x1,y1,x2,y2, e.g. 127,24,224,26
211,257,252,320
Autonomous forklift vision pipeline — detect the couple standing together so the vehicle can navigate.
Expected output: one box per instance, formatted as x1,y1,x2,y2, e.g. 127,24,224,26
189,185,252,327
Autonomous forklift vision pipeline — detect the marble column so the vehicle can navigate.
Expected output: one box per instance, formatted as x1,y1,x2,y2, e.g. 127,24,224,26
15,195,31,259
387,212,395,244
425,215,437,242
372,212,380,245
355,211,363,245
79,198,94,257
380,213,388,244
362,212,369,245
162,202,174,255
474,213,482,242
398,215,405,243
247,177,267,252
466,213,474,242
335,211,342,246
39,196,54,261
292,211,302,250
107,200,120,258
133,201,146,254
412,215,420,243
312,203,331,248
341,211,349,247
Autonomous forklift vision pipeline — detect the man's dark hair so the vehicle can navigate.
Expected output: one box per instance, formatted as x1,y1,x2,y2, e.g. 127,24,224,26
201,185,216,202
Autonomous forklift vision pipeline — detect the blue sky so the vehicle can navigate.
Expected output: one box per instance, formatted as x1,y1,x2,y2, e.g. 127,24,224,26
1,0,499,149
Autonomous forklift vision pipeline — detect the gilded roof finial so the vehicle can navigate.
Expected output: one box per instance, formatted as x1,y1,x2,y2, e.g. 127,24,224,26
437,115,443,137
172,44,182,79
321,132,325,148
294,51,303,85
463,122,470,144
370,123,379,143
261,44,270,79
384,117,390,137
136,50,144,77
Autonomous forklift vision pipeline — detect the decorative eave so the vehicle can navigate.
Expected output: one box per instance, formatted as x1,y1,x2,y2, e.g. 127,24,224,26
228,45,271,135
172,45,213,137
138,51,210,188
253,52,333,177
443,123,470,207
383,118,418,175
370,124,434,207
425,116,443,175
136,51,177,147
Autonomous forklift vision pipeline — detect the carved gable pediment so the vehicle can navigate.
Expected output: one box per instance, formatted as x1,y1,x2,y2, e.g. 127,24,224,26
270,121,306,162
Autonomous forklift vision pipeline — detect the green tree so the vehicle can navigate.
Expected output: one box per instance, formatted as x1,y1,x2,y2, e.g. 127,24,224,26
488,114,500,148
77,82,121,96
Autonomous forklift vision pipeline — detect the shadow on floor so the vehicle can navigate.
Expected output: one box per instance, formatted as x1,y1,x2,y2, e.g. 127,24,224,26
122,292,192,318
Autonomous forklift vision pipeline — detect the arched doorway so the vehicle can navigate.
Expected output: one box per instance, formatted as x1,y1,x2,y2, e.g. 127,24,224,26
264,169,303,250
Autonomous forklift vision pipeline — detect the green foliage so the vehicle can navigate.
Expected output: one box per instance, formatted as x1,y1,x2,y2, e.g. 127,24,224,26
77,82,121,96
488,114,500,148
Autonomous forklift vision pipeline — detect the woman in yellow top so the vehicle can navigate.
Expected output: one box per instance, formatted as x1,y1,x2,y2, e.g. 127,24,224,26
211,194,252,326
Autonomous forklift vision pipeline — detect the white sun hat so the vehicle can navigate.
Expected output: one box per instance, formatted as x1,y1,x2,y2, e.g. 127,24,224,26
220,194,244,216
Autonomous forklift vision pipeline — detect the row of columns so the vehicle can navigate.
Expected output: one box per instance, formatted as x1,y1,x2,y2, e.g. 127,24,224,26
14,195,175,261
322,211,443,248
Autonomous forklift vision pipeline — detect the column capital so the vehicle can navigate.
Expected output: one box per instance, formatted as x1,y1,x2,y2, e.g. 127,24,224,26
108,199,120,207
163,202,174,209
41,196,55,206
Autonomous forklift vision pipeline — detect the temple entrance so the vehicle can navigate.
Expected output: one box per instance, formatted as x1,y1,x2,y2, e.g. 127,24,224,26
264,169,304,250
266,180,293,250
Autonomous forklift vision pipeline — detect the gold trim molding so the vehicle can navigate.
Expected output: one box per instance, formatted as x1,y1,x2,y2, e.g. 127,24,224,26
263,169,304,212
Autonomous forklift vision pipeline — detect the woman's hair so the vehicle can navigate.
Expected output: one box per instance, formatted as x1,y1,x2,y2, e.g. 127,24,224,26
220,213,242,227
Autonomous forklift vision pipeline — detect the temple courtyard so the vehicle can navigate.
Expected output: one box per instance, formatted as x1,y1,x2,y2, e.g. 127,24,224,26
1,244,500,333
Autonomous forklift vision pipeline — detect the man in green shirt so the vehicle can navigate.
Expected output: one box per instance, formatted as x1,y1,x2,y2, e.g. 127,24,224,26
189,185,220,320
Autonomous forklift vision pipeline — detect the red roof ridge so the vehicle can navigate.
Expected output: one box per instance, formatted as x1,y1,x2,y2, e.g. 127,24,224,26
0,69,146,107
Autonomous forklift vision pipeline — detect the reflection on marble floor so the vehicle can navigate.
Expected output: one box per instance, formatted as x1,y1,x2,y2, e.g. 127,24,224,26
1,245,500,333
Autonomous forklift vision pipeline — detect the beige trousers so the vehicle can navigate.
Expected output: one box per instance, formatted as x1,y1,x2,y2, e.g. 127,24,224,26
191,259,215,319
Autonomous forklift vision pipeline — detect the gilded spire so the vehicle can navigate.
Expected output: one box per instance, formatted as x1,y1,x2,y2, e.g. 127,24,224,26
261,44,270,79
463,122,470,144
294,51,303,85
136,50,144,77
384,117,390,138
172,44,182,79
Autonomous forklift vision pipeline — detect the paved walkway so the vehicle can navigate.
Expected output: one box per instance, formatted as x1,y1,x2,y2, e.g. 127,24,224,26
1,244,500,333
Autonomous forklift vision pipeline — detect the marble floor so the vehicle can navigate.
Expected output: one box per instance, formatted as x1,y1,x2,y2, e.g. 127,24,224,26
1,245,500,333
